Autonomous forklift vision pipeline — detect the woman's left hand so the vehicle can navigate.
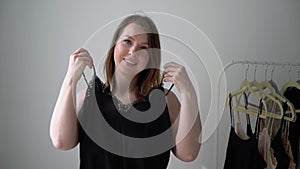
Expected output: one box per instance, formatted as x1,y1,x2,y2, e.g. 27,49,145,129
163,62,195,94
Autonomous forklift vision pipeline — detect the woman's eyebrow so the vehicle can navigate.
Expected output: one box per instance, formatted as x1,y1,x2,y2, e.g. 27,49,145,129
122,35,132,39
140,42,149,45
122,35,149,45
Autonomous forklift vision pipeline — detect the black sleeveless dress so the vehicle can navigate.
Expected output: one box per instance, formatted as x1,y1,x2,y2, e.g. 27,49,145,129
77,75,174,169
223,94,266,169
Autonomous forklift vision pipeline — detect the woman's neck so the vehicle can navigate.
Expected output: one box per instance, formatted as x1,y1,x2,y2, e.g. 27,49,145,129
111,71,138,103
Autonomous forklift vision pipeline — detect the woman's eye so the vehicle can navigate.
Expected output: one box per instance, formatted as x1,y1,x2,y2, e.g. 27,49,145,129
123,39,132,45
139,46,148,50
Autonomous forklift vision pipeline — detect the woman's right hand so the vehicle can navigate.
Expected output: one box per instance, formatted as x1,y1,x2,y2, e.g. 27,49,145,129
50,47,92,150
66,48,94,84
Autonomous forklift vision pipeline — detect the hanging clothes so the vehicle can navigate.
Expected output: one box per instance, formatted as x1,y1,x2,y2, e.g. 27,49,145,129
236,113,250,140
223,94,266,169
257,105,278,169
262,101,295,169
282,121,296,169
256,83,296,169
270,103,290,169
284,87,300,168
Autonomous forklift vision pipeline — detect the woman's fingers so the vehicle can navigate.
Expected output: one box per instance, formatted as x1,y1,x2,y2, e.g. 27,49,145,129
73,53,93,68
163,64,185,79
163,61,181,68
164,62,185,73
75,56,93,68
67,48,94,83
73,47,90,55
163,76,175,83
71,47,93,66
162,62,192,93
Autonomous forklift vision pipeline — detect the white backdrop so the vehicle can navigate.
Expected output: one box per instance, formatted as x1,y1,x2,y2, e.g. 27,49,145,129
0,0,300,169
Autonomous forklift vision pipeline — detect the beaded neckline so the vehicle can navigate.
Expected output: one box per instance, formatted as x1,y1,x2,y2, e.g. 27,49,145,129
111,95,147,113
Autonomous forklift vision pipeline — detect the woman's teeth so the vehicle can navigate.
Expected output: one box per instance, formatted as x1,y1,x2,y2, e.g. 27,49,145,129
123,58,137,65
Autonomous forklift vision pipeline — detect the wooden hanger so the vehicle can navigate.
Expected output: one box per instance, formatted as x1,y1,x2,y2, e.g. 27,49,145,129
280,81,300,94
280,66,300,93
254,65,295,121
249,65,285,120
260,80,296,121
280,67,300,114
226,65,267,118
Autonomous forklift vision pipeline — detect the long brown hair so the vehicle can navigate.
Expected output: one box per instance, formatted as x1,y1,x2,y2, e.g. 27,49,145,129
103,14,161,97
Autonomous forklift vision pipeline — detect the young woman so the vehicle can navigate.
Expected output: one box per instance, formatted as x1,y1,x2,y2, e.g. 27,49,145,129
50,14,201,169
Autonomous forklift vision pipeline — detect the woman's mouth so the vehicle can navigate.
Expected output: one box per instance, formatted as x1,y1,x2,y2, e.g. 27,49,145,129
123,58,137,66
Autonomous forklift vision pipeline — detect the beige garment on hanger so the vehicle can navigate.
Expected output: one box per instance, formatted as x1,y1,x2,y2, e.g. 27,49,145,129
234,96,250,140
282,121,296,169
234,97,277,169
235,112,250,140
258,101,277,169
267,99,296,169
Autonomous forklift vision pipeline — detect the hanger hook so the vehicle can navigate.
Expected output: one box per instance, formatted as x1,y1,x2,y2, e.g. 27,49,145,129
245,64,250,80
288,65,292,81
264,64,269,81
271,65,276,81
254,64,258,81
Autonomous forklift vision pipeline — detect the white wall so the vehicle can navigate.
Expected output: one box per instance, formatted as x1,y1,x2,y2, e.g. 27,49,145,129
0,0,300,169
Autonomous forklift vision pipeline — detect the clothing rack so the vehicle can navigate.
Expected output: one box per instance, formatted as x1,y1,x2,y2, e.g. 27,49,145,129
217,60,300,120
217,60,300,118
215,60,300,169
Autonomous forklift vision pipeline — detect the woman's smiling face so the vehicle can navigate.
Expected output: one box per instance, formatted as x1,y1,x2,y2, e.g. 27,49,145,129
113,23,150,77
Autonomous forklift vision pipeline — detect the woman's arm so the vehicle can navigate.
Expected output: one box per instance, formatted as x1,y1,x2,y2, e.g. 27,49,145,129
50,74,80,150
163,62,202,162
166,90,201,162
49,48,93,150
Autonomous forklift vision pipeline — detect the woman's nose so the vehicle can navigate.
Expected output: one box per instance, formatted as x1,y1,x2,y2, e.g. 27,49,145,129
128,45,139,56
